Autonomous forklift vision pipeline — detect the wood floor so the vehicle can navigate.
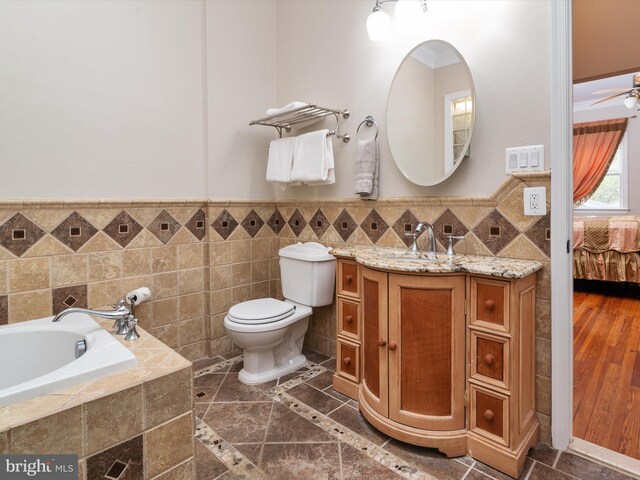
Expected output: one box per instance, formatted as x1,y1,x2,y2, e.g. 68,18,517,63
573,289,640,459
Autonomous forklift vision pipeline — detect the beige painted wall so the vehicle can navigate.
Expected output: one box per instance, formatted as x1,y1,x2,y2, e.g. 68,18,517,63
206,0,277,201
0,1,206,199
574,106,640,214
387,57,436,181
274,0,550,200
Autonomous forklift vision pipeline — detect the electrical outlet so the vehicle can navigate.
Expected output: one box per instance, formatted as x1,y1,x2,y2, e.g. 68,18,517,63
524,187,546,216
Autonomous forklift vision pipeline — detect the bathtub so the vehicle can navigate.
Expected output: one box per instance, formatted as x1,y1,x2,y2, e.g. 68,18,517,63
0,313,137,408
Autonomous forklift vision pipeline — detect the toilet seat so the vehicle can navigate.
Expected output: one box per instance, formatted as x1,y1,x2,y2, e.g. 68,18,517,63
227,298,296,325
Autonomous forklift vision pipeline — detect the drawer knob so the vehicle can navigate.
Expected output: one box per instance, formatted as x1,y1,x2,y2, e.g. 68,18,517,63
388,341,398,351
377,338,387,347
483,409,495,422
484,299,496,311
345,315,354,323
343,356,352,365
346,274,353,283
483,354,495,365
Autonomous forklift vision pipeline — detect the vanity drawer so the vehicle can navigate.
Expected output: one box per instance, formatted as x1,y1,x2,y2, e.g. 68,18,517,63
471,331,509,391
338,298,360,341
338,260,360,299
470,277,510,333
336,339,360,383
471,385,509,446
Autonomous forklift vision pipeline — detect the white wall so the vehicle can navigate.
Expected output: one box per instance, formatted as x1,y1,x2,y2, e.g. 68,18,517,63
574,105,640,214
0,1,205,200
206,0,277,201
274,0,551,200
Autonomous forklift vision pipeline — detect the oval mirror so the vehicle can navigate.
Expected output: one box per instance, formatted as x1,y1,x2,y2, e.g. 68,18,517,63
387,40,475,186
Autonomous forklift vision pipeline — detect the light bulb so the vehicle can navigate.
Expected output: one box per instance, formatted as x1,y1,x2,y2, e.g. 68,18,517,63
367,9,391,41
624,93,638,109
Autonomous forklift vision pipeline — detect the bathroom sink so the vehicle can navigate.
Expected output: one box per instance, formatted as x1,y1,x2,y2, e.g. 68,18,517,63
379,251,450,263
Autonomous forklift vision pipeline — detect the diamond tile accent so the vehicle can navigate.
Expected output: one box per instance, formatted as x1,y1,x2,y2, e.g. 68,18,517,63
103,211,144,248
52,285,88,315
185,209,207,241
0,295,7,325
288,209,307,237
433,209,469,249
211,209,239,240
309,209,330,239
392,209,421,247
332,209,357,242
0,213,46,257
360,210,389,244
148,210,181,244
87,434,143,480
472,209,519,255
51,211,98,252
267,209,284,235
241,209,265,238
524,212,551,257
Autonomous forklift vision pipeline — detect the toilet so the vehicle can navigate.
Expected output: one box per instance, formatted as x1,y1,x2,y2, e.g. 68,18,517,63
224,242,336,385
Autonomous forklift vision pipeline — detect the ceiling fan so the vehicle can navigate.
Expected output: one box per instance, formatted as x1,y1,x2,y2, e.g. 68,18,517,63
591,72,640,108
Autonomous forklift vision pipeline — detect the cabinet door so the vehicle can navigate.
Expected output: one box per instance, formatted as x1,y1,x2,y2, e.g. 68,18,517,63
388,274,466,430
360,267,388,417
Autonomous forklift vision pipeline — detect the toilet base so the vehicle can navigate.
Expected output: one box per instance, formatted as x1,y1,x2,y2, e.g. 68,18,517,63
238,353,307,385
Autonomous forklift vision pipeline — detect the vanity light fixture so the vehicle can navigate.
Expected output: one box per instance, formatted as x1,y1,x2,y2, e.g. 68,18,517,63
366,0,427,41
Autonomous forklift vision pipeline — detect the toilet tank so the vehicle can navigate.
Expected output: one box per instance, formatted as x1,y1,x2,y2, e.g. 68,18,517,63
279,242,336,307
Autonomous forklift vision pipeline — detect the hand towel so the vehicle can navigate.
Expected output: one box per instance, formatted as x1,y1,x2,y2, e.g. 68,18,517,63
355,137,379,200
266,137,295,183
291,129,335,185
265,101,307,116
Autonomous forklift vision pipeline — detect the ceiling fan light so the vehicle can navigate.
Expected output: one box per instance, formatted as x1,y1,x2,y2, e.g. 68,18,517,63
367,9,391,41
624,93,638,109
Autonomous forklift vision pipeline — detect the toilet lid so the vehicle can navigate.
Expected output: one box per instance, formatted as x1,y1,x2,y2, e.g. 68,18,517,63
227,298,296,325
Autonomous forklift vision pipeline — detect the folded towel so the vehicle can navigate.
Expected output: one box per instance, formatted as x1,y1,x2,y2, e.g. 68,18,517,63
265,101,307,117
355,137,379,200
266,137,295,184
291,129,335,184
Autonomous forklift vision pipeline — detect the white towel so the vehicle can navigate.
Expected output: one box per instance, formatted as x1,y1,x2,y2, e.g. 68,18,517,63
265,101,307,116
266,137,295,183
355,137,379,200
291,129,335,184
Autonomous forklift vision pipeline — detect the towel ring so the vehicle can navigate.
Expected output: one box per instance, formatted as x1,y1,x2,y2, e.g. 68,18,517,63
356,115,378,141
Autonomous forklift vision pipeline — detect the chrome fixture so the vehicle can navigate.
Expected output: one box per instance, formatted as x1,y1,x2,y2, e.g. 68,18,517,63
367,0,428,41
446,235,465,257
404,222,436,254
52,301,131,323
74,340,87,359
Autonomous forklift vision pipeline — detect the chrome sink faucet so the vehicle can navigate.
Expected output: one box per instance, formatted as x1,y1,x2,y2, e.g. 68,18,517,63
404,222,436,254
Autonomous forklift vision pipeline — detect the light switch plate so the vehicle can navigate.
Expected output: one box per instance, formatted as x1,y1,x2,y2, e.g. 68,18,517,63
505,145,545,173
524,187,546,216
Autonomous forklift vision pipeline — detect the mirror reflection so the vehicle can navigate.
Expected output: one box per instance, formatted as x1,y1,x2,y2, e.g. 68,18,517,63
387,40,475,186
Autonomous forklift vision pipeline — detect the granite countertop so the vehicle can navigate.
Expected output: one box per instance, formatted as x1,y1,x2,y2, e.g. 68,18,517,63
0,318,191,431
331,245,542,279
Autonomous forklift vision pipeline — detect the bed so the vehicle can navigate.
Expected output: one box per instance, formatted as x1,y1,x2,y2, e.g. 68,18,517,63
573,216,640,283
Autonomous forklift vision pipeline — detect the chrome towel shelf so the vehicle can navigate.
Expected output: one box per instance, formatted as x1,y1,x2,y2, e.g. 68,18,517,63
249,103,350,143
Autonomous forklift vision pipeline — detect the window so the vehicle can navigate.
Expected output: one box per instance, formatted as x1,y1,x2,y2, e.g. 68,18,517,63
574,133,628,214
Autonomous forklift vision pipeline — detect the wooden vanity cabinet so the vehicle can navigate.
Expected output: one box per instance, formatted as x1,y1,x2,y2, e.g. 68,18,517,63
333,260,539,478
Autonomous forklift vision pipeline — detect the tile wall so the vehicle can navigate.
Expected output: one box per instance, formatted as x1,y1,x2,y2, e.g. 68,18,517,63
0,172,551,441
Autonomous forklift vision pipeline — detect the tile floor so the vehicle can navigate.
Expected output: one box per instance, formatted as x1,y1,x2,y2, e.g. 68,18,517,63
192,350,635,480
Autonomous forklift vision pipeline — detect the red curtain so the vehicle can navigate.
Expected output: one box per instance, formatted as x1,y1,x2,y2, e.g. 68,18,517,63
573,118,628,204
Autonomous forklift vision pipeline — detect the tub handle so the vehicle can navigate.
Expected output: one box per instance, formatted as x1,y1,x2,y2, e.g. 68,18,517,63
75,340,87,359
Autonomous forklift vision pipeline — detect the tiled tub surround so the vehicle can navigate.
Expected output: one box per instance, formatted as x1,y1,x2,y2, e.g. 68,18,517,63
0,318,194,479
0,171,551,439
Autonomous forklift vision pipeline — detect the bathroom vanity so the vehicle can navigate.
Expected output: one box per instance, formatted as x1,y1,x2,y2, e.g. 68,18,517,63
331,246,542,478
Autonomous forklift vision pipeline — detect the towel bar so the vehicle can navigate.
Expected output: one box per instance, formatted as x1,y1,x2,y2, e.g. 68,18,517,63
250,103,350,143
